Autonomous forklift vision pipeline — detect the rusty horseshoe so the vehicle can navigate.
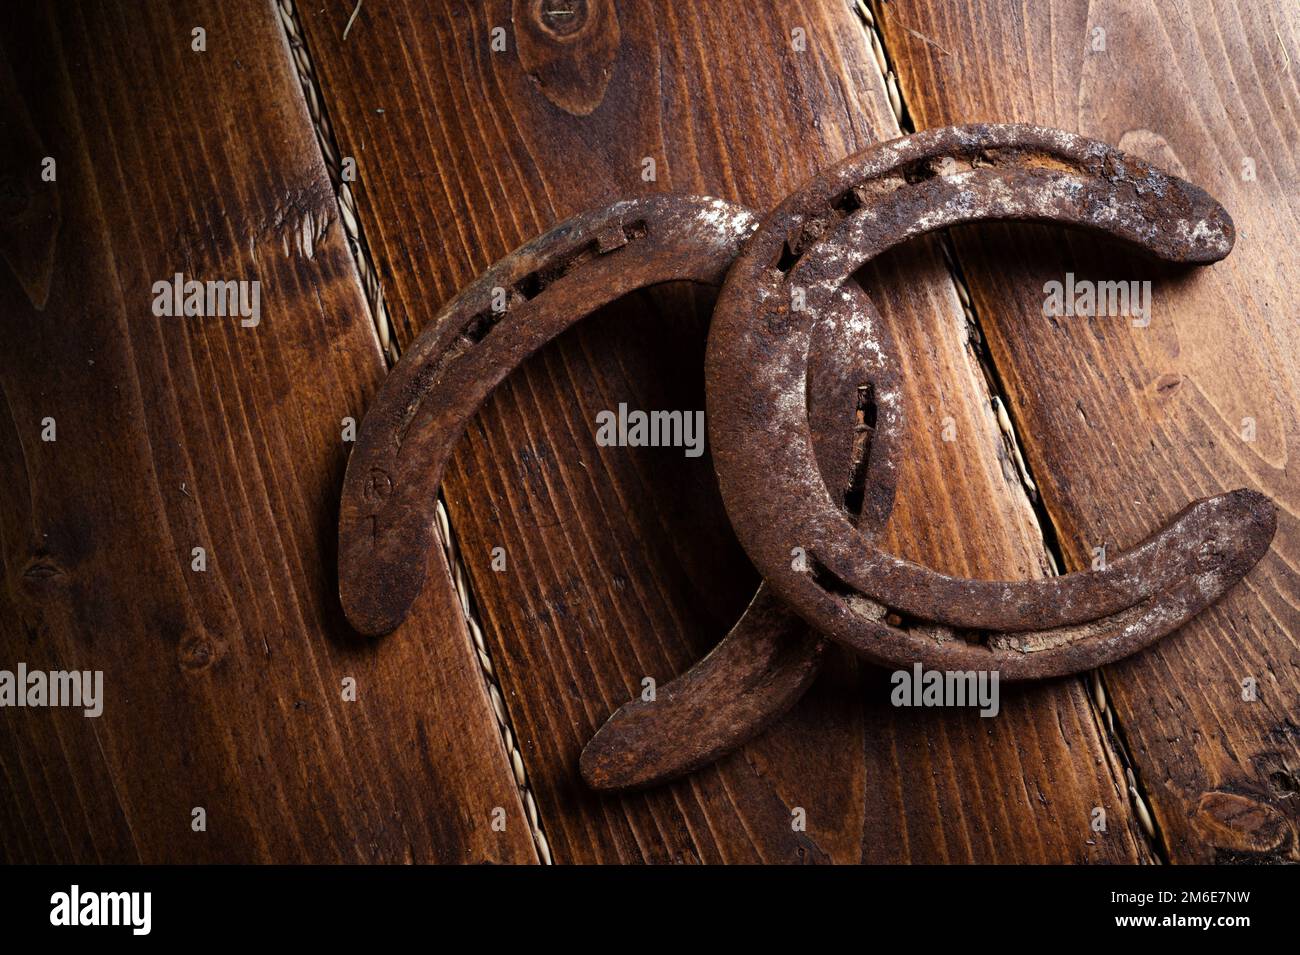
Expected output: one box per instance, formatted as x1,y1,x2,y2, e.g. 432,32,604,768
339,126,1276,795
705,123,1277,681
337,195,900,790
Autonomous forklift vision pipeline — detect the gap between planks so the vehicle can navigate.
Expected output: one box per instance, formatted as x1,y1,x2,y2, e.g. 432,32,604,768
273,0,552,864
854,0,1163,861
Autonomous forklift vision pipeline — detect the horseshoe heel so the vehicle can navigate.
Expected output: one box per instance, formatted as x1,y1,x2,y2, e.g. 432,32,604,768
339,195,760,637
579,585,826,792
581,280,903,791
706,124,1277,680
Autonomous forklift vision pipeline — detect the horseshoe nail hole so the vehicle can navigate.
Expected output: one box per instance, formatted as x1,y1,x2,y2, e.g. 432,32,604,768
363,468,392,503
773,239,800,274
460,310,501,345
519,223,649,298
884,609,929,630
514,271,543,300
901,158,943,184
843,383,876,515
999,149,1084,176
883,606,994,648
511,252,582,304
831,188,863,217
772,186,877,271
857,382,878,430
455,220,653,346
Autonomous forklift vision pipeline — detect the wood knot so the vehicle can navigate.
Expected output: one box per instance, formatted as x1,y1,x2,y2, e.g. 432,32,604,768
1117,128,1190,179
535,0,589,37
513,0,620,116
0,172,34,219
178,633,222,672
1192,790,1291,855
17,554,68,598
0,170,60,310
1152,372,1184,399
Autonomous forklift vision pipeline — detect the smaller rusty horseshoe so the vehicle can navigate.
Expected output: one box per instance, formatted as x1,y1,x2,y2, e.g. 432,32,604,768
339,196,757,637
706,124,1277,680
339,195,900,790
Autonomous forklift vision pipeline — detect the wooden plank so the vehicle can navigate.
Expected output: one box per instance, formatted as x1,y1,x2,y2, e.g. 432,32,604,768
0,0,534,863
878,0,1300,862
298,0,1145,861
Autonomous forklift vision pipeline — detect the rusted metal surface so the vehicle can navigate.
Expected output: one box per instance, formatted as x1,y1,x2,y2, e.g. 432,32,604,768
706,123,1277,681
339,194,758,637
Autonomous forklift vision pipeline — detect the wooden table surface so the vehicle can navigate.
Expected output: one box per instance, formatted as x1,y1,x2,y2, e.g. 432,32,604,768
1,0,1295,864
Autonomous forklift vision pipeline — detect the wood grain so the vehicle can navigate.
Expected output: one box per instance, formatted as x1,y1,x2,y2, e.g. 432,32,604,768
0,0,533,863
879,0,1300,862
298,0,1146,862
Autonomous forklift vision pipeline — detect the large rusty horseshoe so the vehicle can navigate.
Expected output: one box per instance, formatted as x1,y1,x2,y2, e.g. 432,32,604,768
337,195,901,790
706,124,1277,680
